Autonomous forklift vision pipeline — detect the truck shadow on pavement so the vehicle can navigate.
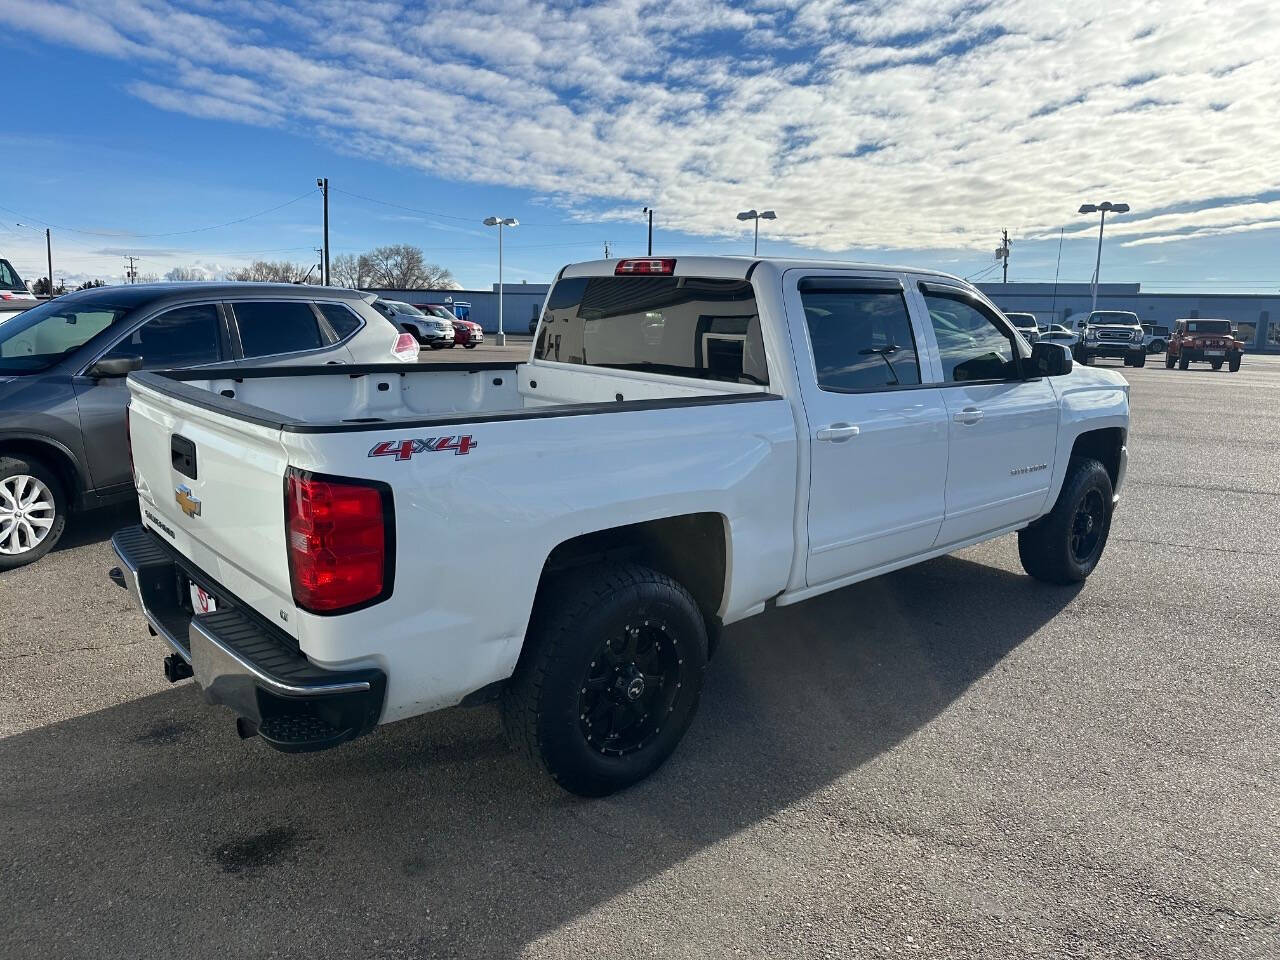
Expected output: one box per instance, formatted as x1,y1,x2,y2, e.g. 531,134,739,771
1,554,1079,959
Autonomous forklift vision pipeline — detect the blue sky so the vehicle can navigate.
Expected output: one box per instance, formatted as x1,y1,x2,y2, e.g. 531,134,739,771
1,0,1278,292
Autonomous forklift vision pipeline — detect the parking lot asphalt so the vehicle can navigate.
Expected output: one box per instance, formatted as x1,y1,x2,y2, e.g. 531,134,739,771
2,354,1278,959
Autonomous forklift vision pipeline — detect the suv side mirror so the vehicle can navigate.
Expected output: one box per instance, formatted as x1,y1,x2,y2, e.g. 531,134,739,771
86,355,143,379
1028,341,1072,377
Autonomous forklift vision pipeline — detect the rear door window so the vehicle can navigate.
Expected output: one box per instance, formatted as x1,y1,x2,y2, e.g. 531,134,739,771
232,301,325,358
535,275,767,384
103,304,222,369
799,281,921,391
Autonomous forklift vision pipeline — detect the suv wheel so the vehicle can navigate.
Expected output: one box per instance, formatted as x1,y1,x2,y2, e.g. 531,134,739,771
1229,352,1242,372
1211,359,1223,371
1018,457,1114,584
0,456,68,570
1178,355,1190,370
1164,352,1176,369
502,562,708,797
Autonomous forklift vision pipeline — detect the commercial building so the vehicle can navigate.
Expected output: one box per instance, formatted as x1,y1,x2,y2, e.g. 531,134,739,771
978,282,1280,352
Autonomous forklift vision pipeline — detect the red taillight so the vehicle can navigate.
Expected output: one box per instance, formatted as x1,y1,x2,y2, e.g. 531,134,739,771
391,332,419,362
614,258,676,275
286,469,394,614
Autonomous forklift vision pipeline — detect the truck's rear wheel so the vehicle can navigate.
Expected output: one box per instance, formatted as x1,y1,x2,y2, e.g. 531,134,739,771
1018,457,1114,585
502,562,708,797
0,456,68,570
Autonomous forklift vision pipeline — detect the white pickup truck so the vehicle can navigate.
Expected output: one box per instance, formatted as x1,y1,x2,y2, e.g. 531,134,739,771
111,256,1129,795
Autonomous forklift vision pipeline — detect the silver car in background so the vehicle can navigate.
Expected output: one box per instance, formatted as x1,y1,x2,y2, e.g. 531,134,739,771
373,299,455,349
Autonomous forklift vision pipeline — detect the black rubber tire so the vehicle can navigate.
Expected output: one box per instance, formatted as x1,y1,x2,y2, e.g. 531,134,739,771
1229,352,1241,372
0,455,69,571
465,343,477,349
1178,355,1189,370
1211,360,1223,371
501,562,708,797
1122,358,1132,367
1080,353,1093,366
1132,353,1146,368
1018,457,1114,585
1165,353,1176,369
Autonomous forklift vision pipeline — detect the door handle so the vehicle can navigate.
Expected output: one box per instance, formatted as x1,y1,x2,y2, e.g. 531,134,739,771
953,407,984,425
816,422,860,442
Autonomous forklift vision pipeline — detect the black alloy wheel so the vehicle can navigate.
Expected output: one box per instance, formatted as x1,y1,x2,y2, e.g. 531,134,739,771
579,617,683,757
1070,488,1106,567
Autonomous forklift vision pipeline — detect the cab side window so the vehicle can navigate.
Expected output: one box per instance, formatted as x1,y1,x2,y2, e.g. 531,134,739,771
103,304,222,369
921,291,1019,383
800,282,921,391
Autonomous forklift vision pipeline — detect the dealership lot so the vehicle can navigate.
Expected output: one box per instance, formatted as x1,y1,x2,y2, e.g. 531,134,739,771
2,356,1278,958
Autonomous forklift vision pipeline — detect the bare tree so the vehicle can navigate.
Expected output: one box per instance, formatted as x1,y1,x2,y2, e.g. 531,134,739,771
165,266,214,282
361,244,457,289
136,272,160,284
227,260,314,283
76,279,107,290
330,253,372,289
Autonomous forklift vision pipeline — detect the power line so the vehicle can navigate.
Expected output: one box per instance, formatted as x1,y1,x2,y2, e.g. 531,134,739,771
0,190,317,240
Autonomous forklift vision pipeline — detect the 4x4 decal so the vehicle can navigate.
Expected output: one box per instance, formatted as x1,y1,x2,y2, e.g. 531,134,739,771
368,436,478,460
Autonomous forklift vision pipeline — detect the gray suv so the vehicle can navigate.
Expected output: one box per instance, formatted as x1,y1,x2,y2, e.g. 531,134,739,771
0,283,411,568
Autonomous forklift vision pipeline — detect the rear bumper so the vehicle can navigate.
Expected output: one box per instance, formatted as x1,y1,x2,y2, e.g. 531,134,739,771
110,525,386,752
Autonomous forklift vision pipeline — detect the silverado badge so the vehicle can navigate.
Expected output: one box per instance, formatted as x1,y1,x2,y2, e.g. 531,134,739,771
175,484,202,518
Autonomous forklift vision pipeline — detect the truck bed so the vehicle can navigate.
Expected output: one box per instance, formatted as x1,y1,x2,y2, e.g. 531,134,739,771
131,360,768,433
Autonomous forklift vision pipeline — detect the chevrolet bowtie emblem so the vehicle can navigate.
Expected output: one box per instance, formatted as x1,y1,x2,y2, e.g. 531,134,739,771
175,484,202,518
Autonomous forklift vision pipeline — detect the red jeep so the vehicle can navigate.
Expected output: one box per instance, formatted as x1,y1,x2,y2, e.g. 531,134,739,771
1166,318,1243,372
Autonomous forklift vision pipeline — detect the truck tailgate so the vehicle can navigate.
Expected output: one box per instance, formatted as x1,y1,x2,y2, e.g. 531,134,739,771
128,378,298,639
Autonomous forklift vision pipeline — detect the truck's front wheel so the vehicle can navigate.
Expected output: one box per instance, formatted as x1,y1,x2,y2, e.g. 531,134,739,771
502,562,708,797
1018,457,1114,584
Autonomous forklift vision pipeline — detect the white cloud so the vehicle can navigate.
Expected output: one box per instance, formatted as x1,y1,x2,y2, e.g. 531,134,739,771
3,0,1279,253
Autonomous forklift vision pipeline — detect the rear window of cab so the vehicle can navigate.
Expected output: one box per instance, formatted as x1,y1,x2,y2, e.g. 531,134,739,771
535,276,768,385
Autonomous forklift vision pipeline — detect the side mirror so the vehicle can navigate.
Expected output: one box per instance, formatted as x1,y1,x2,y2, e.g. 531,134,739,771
87,355,143,379
1028,341,1072,377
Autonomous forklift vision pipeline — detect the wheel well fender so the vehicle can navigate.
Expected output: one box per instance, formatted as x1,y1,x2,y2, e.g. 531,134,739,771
0,434,85,503
1069,427,1124,489
537,513,729,653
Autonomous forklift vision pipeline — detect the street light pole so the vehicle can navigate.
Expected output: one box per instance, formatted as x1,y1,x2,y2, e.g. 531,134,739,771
643,206,654,255
45,229,52,297
483,216,519,345
1078,201,1129,314
736,209,777,256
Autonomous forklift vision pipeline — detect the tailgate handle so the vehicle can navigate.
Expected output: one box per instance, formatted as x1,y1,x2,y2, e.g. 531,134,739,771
171,434,197,480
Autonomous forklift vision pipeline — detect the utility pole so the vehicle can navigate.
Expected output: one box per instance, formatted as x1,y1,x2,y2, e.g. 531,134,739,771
45,229,53,298
317,177,330,285
643,206,653,255
996,229,1011,284
603,240,611,259
126,256,138,284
